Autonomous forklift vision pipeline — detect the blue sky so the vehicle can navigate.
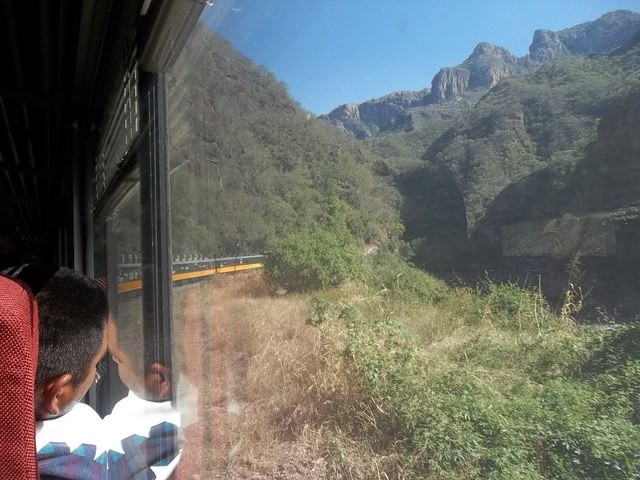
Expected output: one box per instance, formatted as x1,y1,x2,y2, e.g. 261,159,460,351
202,1,640,115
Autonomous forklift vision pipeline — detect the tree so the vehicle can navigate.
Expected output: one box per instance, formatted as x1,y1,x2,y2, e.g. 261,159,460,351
266,227,362,292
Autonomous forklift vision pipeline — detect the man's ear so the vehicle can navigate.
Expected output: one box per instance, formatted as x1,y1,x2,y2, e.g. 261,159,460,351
37,374,74,419
145,362,172,401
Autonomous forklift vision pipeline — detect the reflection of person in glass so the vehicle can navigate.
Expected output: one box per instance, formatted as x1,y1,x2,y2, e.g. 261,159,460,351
103,300,180,480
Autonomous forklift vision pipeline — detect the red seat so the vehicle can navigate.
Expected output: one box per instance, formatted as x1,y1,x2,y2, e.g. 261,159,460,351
0,275,39,479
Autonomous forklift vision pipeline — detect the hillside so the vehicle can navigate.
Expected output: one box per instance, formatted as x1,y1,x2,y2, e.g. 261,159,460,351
477,85,640,238
166,25,401,256
464,85,640,317
422,38,640,233
323,10,640,320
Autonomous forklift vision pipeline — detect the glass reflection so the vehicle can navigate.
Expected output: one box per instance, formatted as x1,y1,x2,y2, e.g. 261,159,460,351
166,3,640,479
96,169,181,478
103,297,180,480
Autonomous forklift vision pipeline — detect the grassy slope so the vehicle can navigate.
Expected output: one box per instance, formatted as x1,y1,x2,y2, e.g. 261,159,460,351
173,268,640,479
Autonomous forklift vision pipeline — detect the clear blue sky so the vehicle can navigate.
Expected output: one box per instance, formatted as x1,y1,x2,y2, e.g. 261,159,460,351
202,1,640,115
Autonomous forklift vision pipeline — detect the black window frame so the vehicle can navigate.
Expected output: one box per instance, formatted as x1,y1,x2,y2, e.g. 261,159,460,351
91,71,173,413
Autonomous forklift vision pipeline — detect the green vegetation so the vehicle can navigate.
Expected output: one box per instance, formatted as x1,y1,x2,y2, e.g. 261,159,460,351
300,258,640,478
166,26,401,257
366,247,449,306
188,255,640,479
266,227,362,292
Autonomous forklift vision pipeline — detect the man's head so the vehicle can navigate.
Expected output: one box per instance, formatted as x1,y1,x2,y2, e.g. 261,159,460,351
107,298,171,402
12,266,109,420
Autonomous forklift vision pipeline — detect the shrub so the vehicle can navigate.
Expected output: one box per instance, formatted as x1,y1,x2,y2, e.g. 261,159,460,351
366,248,449,305
482,280,556,332
266,227,363,292
333,301,640,479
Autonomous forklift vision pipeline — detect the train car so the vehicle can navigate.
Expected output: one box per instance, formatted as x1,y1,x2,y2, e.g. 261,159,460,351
117,254,266,293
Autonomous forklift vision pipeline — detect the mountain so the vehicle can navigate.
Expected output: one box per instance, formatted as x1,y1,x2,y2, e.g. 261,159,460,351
321,10,640,139
165,25,401,256
475,85,640,252
421,31,640,230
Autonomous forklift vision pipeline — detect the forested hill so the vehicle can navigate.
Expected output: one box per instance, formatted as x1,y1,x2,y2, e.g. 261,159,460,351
385,21,640,272
166,24,401,256
423,34,640,233
475,84,640,259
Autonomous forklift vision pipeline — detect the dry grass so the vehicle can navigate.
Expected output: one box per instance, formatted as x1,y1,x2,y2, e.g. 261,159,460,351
173,273,362,478
172,272,425,478
171,272,582,479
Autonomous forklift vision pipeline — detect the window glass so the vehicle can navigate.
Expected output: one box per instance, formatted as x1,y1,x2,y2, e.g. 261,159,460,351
167,3,640,478
95,164,181,477
94,167,144,415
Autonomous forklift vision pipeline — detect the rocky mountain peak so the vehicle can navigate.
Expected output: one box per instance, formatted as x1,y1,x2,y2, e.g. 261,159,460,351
529,29,570,63
557,10,640,54
322,92,424,139
470,42,514,60
322,10,640,138
428,42,522,102
379,89,430,108
326,103,360,122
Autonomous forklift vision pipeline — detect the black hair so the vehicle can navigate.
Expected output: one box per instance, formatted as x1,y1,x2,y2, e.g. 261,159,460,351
13,266,108,386
0,233,22,270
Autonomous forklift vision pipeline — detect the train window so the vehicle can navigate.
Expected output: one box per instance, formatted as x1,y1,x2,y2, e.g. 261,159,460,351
92,60,178,475
160,2,640,478
94,166,144,415
0,0,638,477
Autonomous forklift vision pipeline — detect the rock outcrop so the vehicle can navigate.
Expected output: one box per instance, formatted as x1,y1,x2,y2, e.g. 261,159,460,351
429,67,471,103
322,89,429,139
529,30,571,63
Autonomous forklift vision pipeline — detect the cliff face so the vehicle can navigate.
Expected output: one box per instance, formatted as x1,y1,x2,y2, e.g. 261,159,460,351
474,89,640,254
429,67,471,102
528,30,571,63
322,90,429,139
323,10,640,139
